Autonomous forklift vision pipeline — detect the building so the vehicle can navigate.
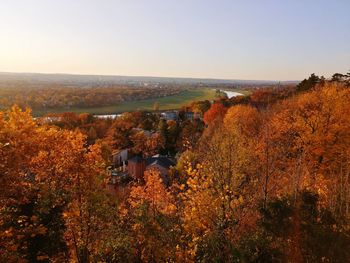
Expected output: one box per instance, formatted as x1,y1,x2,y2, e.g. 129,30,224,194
128,155,146,181
184,111,201,121
145,156,175,185
108,153,175,197
128,155,175,183
112,149,129,168
161,111,178,121
184,111,194,120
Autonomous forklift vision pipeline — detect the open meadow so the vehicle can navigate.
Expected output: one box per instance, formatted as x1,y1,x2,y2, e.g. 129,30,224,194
32,88,218,116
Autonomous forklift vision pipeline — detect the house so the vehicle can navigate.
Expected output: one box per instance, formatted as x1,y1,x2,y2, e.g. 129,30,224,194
39,116,62,123
128,154,175,183
184,111,194,120
112,149,129,168
161,111,178,121
108,153,175,197
128,155,146,181
184,111,201,121
145,155,175,185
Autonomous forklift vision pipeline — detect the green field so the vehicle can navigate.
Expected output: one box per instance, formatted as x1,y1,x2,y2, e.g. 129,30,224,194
33,88,217,116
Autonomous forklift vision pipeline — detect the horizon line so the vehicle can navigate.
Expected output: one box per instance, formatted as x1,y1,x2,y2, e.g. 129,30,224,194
0,70,300,83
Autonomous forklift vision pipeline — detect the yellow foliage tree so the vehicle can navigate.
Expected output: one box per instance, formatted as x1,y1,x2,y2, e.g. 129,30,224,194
127,169,179,262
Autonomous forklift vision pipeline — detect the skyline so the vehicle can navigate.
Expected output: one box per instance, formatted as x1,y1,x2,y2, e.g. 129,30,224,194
1,0,349,81
0,71,293,83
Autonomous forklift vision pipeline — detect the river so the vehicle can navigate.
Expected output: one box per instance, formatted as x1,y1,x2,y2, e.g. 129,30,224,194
94,114,121,119
221,90,244,98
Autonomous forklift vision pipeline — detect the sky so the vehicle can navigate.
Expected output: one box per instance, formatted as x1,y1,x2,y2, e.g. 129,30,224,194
0,0,349,81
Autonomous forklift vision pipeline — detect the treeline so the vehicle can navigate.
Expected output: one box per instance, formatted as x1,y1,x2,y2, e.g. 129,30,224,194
219,71,350,109
1,74,350,262
0,85,183,110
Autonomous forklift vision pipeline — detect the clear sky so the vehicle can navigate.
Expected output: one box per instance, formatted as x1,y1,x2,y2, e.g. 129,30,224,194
0,0,349,80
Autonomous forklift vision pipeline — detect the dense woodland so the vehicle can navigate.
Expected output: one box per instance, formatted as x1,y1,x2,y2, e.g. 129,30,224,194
0,85,184,111
1,72,350,262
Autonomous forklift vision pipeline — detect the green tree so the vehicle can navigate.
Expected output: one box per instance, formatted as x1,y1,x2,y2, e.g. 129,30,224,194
296,73,322,92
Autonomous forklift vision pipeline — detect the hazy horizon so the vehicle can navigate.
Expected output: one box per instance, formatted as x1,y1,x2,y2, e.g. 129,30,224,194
0,70,299,83
1,0,349,80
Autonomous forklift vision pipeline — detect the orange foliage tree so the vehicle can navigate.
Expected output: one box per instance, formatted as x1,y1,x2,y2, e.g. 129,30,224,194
126,169,179,262
0,106,126,262
203,103,227,125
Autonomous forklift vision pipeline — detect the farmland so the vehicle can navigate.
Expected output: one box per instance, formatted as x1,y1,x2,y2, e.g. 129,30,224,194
32,88,217,116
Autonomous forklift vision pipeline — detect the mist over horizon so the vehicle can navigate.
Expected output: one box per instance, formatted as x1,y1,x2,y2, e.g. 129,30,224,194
0,71,300,85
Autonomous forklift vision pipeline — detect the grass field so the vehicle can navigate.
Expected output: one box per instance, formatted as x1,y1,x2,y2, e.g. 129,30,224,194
33,88,217,116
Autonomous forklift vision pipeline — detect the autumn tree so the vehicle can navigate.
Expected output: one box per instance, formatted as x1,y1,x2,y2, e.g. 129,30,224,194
106,111,160,151
180,120,258,261
203,103,227,125
176,119,205,152
126,169,179,262
0,106,72,261
0,106,127,262
130,131,165,158
190,100,211,116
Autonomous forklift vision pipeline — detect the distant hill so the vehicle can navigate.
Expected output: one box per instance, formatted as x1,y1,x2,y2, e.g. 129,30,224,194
0,72,299,87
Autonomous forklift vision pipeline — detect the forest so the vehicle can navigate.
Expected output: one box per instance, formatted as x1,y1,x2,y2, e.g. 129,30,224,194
0,85,184,112
1,72,350,262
